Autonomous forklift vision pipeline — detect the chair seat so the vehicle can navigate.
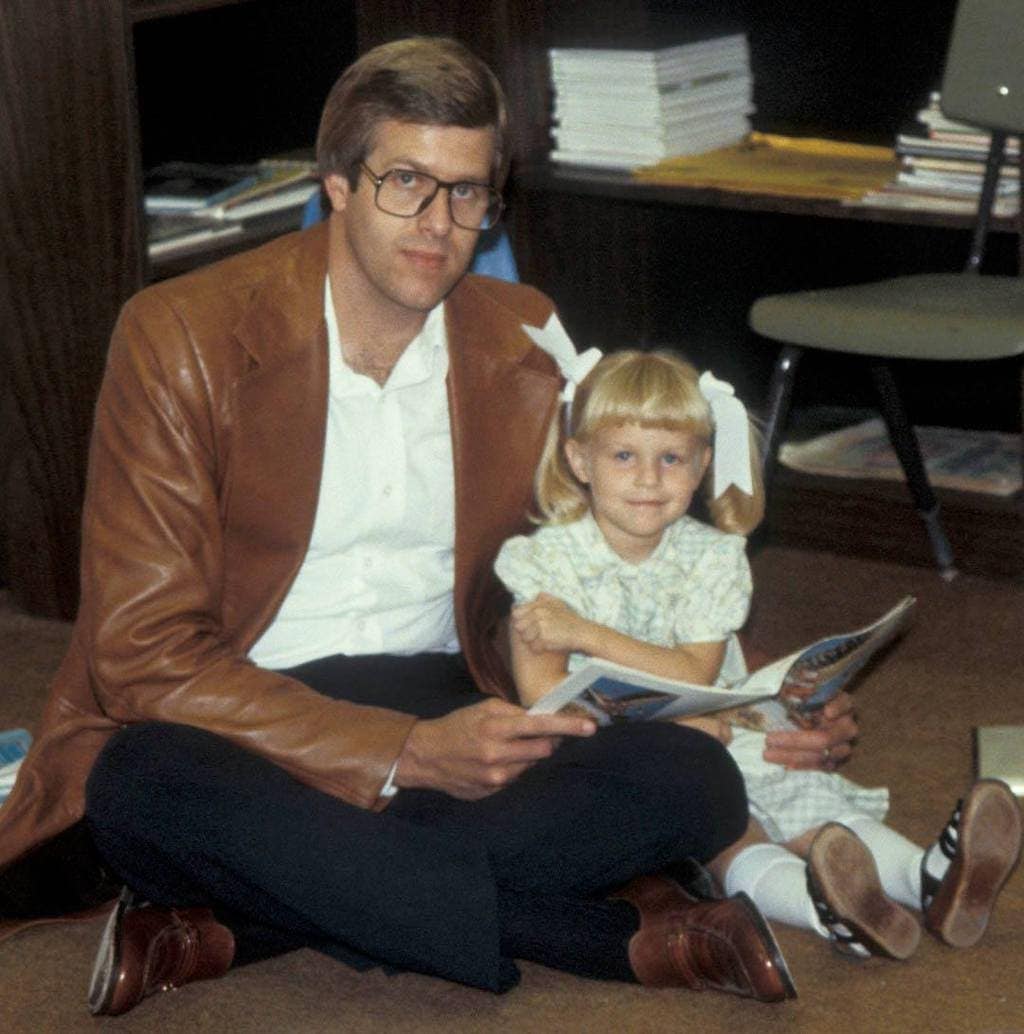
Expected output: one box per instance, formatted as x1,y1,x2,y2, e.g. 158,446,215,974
750,273,1024,361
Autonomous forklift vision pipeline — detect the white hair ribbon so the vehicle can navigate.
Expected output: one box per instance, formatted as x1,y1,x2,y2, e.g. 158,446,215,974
698,370,753,498
522,314,603,406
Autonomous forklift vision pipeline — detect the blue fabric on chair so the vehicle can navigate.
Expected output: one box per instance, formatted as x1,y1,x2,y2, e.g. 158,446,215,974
471,226,519,282
301,190,326,230
300,189,518,283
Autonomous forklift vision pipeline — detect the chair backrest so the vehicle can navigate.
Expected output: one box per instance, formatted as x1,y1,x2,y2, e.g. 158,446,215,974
937,0,1023,272
940,0,1024,134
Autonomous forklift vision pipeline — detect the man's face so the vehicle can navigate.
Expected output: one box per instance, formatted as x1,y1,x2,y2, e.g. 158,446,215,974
324,119,495,316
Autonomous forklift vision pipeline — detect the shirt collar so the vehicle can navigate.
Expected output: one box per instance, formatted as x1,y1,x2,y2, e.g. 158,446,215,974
324,276,446,399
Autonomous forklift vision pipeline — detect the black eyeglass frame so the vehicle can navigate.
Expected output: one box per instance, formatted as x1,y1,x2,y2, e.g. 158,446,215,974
359,162,504,231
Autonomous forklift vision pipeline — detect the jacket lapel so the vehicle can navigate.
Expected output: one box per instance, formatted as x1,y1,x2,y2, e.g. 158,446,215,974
221,225,330,641
445,278,562,661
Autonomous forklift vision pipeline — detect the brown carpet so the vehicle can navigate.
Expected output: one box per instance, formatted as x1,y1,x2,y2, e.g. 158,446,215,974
1,545,1022,1033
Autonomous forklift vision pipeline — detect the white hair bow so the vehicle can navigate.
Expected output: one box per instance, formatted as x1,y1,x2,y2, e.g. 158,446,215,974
522,314,603,407
698,371,753,498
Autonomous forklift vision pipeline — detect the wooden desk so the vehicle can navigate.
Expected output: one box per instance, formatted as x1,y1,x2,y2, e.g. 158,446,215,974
519,164,1020,234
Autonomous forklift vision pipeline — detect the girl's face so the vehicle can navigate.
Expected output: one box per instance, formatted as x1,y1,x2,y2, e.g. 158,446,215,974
565,422,710,563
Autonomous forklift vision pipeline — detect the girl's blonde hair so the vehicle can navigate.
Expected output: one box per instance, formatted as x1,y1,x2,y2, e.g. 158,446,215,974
534,349,765,535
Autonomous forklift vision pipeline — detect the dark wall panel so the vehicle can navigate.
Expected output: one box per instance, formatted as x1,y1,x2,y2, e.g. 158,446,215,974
1,0,143,616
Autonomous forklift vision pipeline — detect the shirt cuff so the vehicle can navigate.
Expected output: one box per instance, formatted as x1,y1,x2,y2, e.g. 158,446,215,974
379,758,400,798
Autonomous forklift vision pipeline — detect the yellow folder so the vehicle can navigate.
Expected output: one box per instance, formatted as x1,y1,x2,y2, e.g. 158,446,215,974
633,132,898,201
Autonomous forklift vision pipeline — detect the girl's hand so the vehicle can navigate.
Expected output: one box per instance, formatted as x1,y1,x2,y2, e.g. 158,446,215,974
511,593,593,654
671,714,733,746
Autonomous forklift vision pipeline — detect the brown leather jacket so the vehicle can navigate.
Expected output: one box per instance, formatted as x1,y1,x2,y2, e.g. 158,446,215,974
0,223,561,934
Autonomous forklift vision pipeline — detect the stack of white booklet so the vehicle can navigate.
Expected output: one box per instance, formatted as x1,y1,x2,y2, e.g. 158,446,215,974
529,597,916,732
547,34,755,170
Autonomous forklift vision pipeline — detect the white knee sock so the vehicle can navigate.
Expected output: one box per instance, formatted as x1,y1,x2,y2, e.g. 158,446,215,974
724,843,828,938
836,814,947,910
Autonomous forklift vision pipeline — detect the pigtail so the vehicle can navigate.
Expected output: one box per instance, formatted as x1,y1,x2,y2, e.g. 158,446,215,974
705,422,766,536
533,402,589,525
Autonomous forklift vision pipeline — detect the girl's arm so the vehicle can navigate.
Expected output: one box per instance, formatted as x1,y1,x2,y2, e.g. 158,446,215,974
511,592,726,689
509,594,732,744
509,625,571,707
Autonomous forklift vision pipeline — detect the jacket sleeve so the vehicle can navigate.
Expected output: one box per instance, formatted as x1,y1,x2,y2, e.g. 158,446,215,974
77,295,417,811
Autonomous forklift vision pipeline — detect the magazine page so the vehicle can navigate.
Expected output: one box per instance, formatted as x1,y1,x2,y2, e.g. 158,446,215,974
527,659,776,726
527,596,915,729
734,595,917,731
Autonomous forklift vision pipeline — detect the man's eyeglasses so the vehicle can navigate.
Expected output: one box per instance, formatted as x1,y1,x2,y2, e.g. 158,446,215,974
360,163,504,231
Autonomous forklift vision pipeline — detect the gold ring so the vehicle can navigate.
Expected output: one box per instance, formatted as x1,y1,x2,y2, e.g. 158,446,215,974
822,746,831,762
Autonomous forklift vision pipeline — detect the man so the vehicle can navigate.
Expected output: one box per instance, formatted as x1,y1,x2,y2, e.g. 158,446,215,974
0,38,857,1015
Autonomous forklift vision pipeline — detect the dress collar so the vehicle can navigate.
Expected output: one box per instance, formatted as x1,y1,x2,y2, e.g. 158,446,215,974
571,511,678,578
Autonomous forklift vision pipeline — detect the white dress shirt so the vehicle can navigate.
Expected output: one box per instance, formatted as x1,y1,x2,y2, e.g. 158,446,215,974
249,278,458,670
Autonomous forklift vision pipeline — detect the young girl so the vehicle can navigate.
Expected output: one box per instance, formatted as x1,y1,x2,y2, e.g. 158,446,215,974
495,348,1022,960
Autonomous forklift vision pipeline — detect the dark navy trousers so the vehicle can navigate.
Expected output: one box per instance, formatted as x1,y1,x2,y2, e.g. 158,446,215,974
85,653,747,991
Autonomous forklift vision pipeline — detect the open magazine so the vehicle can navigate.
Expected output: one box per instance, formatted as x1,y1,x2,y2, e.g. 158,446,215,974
527,596,916,732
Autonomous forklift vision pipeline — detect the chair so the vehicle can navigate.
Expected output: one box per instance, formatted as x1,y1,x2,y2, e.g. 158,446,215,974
748,0,1024,578
300,190,520,282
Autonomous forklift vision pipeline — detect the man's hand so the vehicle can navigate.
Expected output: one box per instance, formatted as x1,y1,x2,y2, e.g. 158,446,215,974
394,697,597,799
763,691,858,770
511,593,593,654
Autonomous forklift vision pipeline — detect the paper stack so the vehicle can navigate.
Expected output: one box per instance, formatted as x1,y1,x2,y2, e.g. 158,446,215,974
547,34,755,170
853,91,1019,217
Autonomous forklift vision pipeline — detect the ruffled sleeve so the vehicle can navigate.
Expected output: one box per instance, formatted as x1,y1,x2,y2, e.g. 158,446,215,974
494,525,586,608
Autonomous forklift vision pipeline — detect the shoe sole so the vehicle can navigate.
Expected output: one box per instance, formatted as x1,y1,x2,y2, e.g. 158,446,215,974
732,891,799,1002
87,887,132,1016
926,779,1023,948
809,823,921,960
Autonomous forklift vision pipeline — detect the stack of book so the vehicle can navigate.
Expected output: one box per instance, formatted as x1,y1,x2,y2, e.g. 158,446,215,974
146,158,320,261
547,34,755,170
144,161,257,215
850,92,1020,217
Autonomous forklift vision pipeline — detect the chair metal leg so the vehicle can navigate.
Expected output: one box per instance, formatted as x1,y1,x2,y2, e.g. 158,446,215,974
869,362,957,578
761,345,802,494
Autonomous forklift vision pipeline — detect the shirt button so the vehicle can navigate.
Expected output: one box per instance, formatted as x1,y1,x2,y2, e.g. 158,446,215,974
382,485,393,497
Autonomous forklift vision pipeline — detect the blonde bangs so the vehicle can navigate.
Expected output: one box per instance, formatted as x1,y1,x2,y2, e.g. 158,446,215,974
535,347,764,534
570,350,711,443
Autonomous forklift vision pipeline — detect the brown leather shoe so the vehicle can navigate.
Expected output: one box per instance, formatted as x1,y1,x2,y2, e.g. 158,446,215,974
613,874,797,1003
923,779,1023,948
88,888,235,1016
807,823,921,960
